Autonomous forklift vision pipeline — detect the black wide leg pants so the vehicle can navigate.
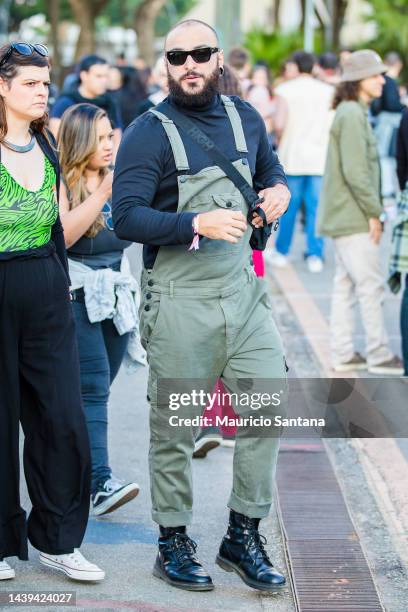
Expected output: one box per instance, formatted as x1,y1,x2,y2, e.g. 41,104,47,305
0,247,91,560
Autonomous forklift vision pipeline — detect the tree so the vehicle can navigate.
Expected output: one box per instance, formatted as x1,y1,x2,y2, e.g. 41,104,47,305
272,0,281,30
365,0,408,80
45,0,62,86
8,0,47,32
134,0,167,65
331,0,348,49
9,0,72,32
299,0,349,50
69,0,110,59
155,0,197,36
245,29,323,75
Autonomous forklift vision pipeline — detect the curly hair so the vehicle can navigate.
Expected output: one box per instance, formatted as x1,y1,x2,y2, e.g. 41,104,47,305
333,80,361,109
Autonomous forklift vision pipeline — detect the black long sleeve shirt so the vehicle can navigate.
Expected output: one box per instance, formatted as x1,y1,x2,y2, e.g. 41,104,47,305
112,94,287,268
371,75,404,115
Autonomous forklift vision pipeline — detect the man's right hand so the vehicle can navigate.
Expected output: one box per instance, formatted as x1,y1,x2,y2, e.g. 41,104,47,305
197,210,247,244
368,217,382,244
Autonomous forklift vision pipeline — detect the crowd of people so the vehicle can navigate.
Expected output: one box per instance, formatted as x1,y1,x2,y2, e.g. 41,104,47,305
0,16,408,596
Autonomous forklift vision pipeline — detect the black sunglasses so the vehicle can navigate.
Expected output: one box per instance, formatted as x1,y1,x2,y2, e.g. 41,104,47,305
166,47,219,66
0,43,49,69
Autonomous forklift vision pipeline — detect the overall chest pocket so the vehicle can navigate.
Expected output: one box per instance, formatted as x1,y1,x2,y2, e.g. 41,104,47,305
193,193,247,258
187,192,243,212
211,194,242,210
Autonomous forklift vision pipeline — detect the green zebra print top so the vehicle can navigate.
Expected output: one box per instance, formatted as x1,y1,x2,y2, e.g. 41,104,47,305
0,156,58,253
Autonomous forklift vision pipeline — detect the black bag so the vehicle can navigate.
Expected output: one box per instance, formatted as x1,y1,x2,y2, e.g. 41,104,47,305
159,105,279,251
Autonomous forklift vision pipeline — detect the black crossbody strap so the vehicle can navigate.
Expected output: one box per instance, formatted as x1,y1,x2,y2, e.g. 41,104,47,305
160,104,269,229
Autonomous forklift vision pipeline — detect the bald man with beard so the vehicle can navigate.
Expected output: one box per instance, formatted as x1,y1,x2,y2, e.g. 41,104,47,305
113,19,290,593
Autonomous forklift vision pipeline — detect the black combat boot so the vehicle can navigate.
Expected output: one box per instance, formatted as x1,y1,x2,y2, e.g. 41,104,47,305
153,526,214,591
216,510,286,592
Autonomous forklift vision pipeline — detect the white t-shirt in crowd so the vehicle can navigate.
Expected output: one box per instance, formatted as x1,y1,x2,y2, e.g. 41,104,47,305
275,75,334,176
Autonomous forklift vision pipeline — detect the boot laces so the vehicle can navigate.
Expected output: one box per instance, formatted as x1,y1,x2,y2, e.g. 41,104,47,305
169,533,198,566
247,528,270,565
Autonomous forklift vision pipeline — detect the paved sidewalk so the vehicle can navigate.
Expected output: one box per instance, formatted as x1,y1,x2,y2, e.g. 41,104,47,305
266,219,408,611
6,230,408,611
12,361,294,611
9,245,295,611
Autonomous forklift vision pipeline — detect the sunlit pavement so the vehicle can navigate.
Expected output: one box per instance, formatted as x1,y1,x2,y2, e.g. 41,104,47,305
10,224,408,610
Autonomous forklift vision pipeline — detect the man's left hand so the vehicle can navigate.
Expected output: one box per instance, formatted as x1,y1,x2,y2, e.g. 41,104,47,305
251,184,291,228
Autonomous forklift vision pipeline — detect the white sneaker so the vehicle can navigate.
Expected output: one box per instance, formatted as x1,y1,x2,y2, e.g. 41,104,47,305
0,560,15,580
368,355,404,376
333,352,367,372
221,438,236,448
264,249,288,268
39,549,105,582
306,256,323,273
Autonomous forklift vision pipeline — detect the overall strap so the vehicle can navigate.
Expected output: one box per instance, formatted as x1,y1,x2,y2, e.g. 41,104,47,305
220,95,248,153
149,109,190,171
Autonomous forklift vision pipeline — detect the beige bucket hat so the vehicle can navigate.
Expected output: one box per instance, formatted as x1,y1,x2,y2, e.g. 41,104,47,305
340,49,387,82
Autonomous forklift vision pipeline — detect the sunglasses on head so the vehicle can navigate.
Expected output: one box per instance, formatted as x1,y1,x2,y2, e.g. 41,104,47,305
166,47,219,66
0,43,49,69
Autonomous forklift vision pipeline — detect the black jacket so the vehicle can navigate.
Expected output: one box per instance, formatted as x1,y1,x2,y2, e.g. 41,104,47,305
397,108,408,191
371,75,404,115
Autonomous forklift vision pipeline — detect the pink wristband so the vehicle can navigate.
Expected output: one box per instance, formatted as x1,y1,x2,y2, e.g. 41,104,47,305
188,215,200,251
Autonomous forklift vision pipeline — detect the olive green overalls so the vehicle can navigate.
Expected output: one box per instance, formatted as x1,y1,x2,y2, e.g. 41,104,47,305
140,96,287,527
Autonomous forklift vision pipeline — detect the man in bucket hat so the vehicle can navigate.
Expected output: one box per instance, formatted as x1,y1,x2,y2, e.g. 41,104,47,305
317,50,404,375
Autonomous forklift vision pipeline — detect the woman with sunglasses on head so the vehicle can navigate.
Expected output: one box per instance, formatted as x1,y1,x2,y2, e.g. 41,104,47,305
0,44,105,582
58,103,140,518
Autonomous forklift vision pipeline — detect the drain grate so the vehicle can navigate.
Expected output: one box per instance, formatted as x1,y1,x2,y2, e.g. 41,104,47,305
276,441,383,611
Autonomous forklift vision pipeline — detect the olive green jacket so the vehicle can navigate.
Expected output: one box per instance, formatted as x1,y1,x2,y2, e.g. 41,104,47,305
317,100,383,238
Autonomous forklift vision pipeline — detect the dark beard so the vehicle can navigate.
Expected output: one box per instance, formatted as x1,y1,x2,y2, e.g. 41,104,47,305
167,67,220,108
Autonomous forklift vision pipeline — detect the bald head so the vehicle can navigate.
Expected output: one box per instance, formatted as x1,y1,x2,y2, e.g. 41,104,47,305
163,18,223,107
165,19,219,52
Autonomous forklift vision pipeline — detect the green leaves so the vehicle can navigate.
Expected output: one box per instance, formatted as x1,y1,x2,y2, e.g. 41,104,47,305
244,29,323,76
365,0,408,79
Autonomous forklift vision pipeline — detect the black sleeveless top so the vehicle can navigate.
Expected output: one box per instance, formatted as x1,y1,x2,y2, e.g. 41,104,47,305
66,190,131,270
68,226,131,269
69,227,131,269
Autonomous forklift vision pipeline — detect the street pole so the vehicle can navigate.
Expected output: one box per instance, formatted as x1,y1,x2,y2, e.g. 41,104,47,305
215,0,241,55
303,0,315,52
